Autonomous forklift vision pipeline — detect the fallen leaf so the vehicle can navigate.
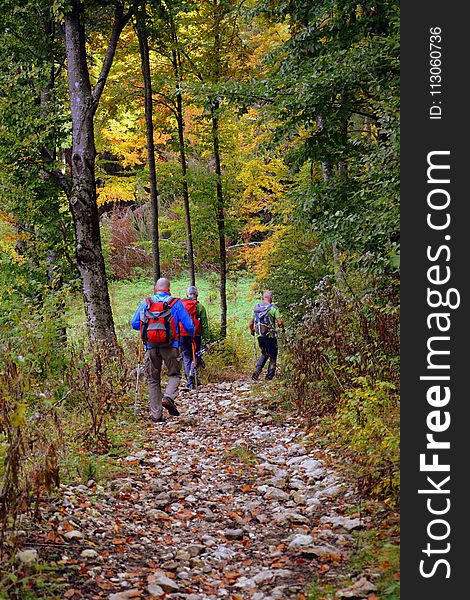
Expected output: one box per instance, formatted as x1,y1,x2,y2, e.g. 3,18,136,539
224,571,240,581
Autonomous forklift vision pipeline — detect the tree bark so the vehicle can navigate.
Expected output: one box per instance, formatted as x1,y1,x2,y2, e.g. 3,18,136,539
172,46,196,286
63,0,131,348
136,0,161,283
211,100,227,338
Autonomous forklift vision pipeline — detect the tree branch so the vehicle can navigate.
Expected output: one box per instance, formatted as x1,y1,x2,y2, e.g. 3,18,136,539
92,1,139,108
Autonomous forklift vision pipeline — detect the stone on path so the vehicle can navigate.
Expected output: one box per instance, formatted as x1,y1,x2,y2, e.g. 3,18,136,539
148,572,180,592
320,515,363,532
109,590,142,600
16,549,39,564
28,379,364,600
336,576,377,598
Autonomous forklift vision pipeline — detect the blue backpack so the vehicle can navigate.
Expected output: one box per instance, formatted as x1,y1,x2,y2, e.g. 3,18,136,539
253,303,274,336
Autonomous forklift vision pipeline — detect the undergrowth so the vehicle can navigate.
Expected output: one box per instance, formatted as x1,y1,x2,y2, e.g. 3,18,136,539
281,282,400,508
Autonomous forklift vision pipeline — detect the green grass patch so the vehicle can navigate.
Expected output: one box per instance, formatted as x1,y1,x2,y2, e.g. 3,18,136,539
304,508,400,600
0,560,69,599
225,445,258,465
59,409,148,486
66,272,257,343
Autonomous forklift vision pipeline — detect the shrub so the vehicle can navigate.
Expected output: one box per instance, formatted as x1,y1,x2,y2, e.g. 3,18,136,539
282,283,399,417
332,378,400,507
101,209,153,280
0,303,137,545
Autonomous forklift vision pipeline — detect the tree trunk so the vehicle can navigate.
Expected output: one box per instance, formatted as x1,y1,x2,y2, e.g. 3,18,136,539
64,0,130,348
172,48,195,286
211,100,227,338
136,0,161,283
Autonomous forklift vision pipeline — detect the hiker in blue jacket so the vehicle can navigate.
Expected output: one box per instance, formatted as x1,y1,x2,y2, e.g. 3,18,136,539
131,277,194,422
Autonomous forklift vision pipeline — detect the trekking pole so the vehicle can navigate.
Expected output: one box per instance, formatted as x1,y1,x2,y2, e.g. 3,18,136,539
134,341,142,415
191,340,198,391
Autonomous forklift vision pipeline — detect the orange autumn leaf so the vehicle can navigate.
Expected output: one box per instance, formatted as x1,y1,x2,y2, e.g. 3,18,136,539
111,538,127,545
224,571,241,580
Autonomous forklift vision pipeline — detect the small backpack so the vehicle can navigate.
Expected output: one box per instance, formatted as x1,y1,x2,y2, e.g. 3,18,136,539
180,298,202,336
253,302,273,336
140,296,178,347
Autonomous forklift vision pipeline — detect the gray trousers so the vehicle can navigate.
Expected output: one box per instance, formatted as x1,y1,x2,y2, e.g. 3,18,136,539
145,346,181,419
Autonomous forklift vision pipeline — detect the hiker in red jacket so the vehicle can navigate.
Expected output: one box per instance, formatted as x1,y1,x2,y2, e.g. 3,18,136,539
179,285,211,389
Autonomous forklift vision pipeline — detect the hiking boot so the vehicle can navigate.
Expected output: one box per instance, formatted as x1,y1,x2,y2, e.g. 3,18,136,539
150,415,165,423
251,370,261,381
162,396,180,416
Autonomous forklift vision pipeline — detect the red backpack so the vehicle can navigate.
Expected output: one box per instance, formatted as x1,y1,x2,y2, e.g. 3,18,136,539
180,298,202,336
140,296,178,347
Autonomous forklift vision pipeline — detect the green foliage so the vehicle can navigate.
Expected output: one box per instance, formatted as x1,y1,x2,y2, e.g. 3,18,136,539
0,301,137,537
305,532,400,599
247,224,329,312
0,0,76,316
0,559,66,599
64,341,134,451
255,0,400,290
334,378,400,506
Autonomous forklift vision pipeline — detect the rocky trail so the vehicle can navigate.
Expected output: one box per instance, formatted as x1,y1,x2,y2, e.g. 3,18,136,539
21,380,379,600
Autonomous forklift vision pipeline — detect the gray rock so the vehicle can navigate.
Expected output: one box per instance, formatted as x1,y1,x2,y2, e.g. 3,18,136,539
81,549,99,558
316,484,343,499
287,534,314,549
290,491,307,505
336,577,377,598
147,583,165,597
146,509,170,521
288,535,340,558
319,515,363,532
16,549,39,564
149,572,180,592
252,570,276,584
300,543,341,558
264,477,287,489
175,550,191,561
213,545,236,560
154,492,171,508
187,544,206,557
109,591,142,600
222,528,244,540
234,576,256,590
125,450,147,461
64,530,84,541
273,511,309,525
262,486,290,502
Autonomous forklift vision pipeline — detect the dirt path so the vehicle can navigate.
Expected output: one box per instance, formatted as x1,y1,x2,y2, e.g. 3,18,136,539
25,380,374,600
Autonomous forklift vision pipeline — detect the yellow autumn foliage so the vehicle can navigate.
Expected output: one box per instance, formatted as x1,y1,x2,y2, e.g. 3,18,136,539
96,177,136,207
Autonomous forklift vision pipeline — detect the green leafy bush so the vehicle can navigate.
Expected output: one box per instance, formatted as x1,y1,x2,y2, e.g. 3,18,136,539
333,378,400,507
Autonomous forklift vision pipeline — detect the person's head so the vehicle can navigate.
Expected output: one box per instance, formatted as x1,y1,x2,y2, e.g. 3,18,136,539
262,290,273,303
187,285,198,299
155,277,171,293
